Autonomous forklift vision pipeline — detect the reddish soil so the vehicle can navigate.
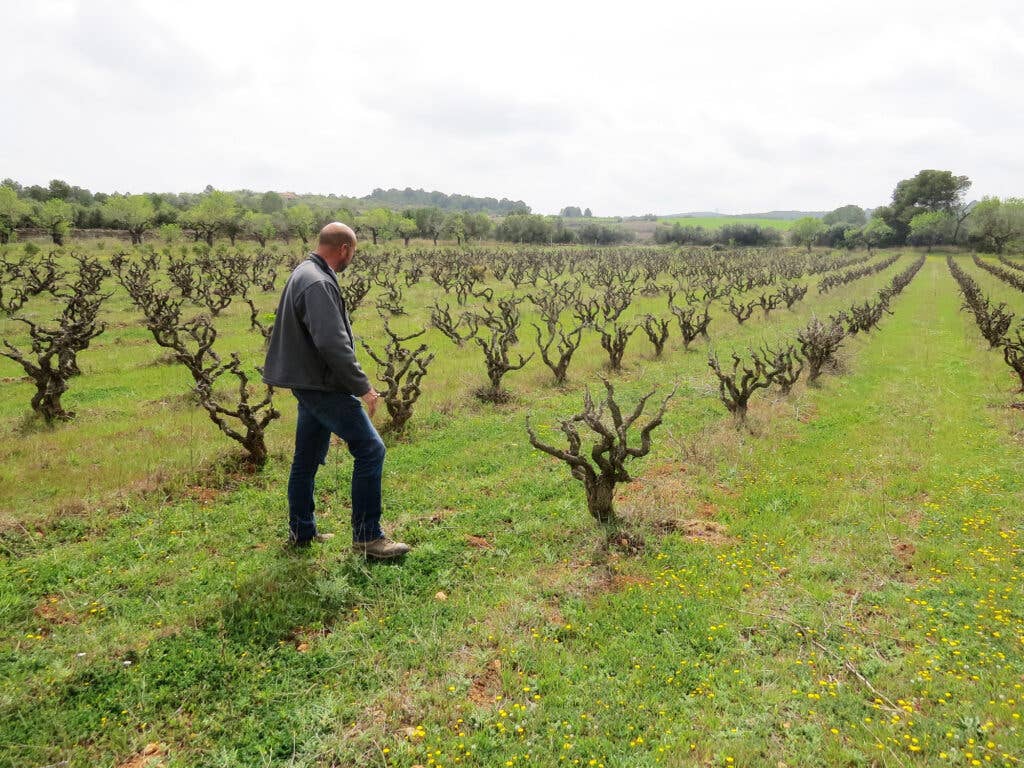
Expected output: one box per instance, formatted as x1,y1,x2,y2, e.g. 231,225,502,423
116,742,164,768
468,658,503,705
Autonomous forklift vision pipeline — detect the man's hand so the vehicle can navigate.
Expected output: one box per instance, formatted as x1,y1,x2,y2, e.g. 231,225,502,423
361,388,380,418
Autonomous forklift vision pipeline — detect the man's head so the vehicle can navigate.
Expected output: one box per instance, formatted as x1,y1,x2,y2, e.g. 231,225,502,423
316,222,357,271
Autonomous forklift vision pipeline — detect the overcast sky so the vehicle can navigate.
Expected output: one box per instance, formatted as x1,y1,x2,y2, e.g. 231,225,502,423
2,0,1021,215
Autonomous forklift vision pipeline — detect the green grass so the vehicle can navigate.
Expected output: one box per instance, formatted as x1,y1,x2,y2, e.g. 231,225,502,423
1,248,1022,767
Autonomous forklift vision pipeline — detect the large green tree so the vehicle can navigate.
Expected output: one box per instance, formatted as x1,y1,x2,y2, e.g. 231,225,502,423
102,194,156,244
495,214,553,244
842,226,864,251
463,212,492,242
241,211,279,247
968,197,1024,253
355,208,393,245
788,216,825,252
822,205,866,226
284,204,315,245
440,212,466,245
0,185,31,244
577,222,633,245
893,170,971,213
882,169,971,242
414,207,445,245
861,217,896,252
395,216,418,246
48,179,72,201
260,191,285,214
908,210,954,251
180,191,240,245
33,198,75,245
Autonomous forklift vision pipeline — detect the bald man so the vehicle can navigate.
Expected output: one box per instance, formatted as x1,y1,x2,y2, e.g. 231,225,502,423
263,222,410,559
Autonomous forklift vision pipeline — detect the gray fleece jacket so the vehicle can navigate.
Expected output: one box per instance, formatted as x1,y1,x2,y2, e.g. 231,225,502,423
262,254,372,395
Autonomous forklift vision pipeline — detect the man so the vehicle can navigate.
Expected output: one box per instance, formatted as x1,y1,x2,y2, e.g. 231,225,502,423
263,222,410,559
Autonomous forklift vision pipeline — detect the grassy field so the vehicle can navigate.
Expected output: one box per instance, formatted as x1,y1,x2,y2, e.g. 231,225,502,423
658,217,796,231
1,247,1022,767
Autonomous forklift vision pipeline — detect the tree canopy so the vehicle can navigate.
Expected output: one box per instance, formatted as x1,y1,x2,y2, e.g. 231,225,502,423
495,214,554,244
968,197,1024,253
788,217,825,251
363,187,529,215
861,218,896,250
0,185,32,243
102,195,156,244
179,190,240,245
823,205,866,226
32,198,75,245
892,170,971,215
907,210,954,251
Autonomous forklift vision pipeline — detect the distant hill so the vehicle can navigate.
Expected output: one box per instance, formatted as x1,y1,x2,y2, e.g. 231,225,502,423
662,210,826,220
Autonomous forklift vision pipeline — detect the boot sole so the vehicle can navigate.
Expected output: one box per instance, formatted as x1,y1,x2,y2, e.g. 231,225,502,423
353,548,410,560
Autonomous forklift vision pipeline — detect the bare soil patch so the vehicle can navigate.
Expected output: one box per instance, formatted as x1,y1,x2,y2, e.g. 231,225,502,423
468,658,503,705
589,571,650,596
541,597,565,626
116,742,165,768
465,534,492,549
656,518,733,545
185,485,221,506
615,461,732,545
894,540,915,567
33,595,79,626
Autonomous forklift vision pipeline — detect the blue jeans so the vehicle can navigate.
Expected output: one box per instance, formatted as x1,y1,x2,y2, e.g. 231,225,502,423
288,389,386,544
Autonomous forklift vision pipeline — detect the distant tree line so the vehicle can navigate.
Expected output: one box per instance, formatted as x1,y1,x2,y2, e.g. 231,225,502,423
785,171,1024,254
558,206,593,218
496,215,634,245
651,170,1022,253
0,179,636,247
654,222,783,247
7,171,1015,251
0,179,505,247
364,187,530,215
782,171,971,252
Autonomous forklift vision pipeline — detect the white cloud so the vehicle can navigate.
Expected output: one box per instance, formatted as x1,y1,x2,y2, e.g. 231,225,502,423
1,0,1021,214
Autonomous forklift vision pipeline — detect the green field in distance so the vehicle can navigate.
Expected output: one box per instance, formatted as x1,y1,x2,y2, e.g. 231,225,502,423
658,216,796,230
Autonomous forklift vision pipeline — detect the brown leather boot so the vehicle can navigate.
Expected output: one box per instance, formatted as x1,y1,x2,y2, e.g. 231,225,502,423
352,536,411,559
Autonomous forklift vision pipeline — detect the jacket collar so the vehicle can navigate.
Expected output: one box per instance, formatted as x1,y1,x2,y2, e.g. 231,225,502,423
308,253,339,286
